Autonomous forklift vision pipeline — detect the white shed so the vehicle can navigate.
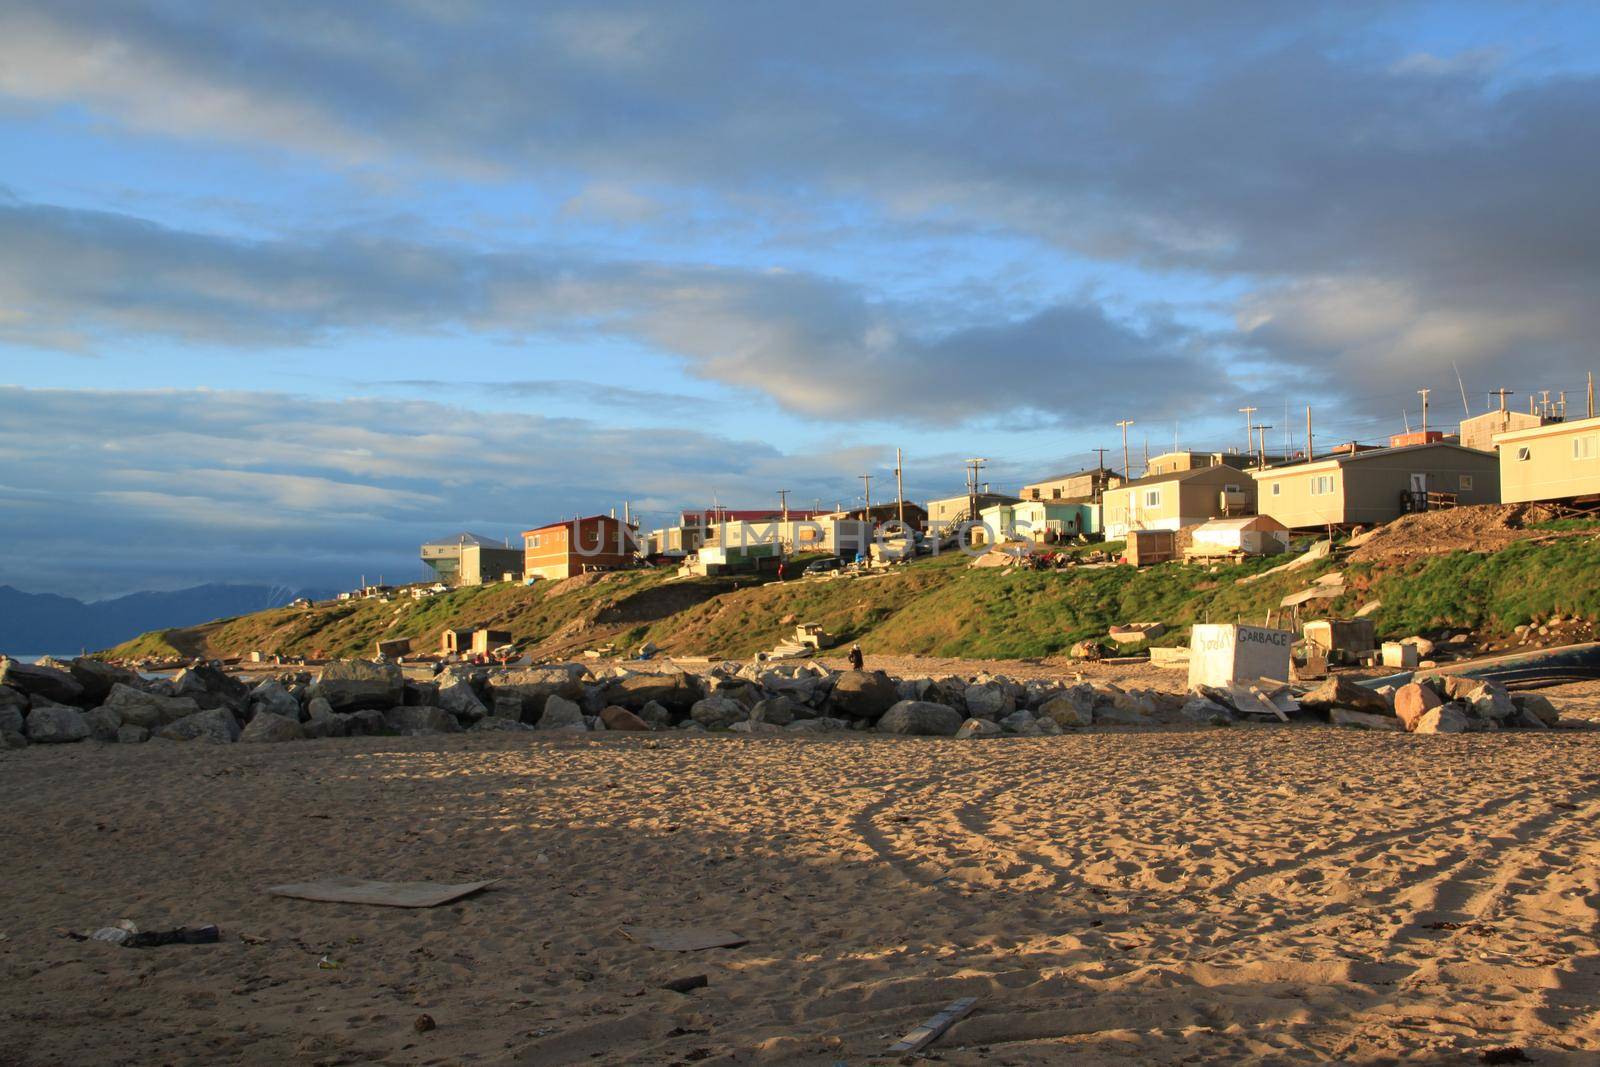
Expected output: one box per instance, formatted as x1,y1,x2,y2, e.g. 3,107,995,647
1187,515,1290,558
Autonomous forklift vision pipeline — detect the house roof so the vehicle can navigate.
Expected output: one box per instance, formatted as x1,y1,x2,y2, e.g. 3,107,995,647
1107,465,1246,491
1023,466,1118,486
1192,515,1288,532
1252,440,1496,477
521,514,631,536
1494,413,1600,444
421,531,509,549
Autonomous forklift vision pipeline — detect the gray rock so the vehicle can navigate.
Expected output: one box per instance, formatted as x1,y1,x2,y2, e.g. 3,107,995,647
690,696,747,730
1,658,85,706
999,709,1035,733
830,670,900,720
1300,676,1393,717
471,716,535,732
250,679,301,721
1414,704,1471,734
877,700,963,736
382,706,460,735
68,658,141,705
171,665,250,713
437,679,488,721
25,704,90,743
240,712,305,743
0,684,27,714
602,672,701,715
963,681,1014,719
1179,698,1234,725
2,729,26,748
0,703,23,736
84,705,123,741
104,683,200,729
787,716,851,733
116,724,150,744
1092,703,1153,726
1466,683,1517,721
638,700,674,728
488,664,588,719
1511,692,1560,727
1038,687,1095,728
343,709,387,736
311,660,404,711
730,720,785,734
537,694,588,731
160,707,243,743
1328,708,1402,731
955,717,1003,739
749,696,797,727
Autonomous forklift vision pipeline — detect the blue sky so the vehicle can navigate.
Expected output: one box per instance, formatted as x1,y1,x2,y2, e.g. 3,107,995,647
2,1,1598,598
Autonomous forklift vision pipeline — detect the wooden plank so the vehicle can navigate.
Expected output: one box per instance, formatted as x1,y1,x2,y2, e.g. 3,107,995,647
887,996,978,1054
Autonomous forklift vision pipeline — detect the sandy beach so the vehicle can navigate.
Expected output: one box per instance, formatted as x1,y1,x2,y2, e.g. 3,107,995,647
4,677,1600,1066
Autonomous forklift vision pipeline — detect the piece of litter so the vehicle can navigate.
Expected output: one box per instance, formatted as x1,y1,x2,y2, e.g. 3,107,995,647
661,974,709,994
318,955,341,970
122,925,219,949
267,877,496,909
413,1013,436,1033
239,932,270,945
626,926,748,952
888,996,978,1054
91,928,130,944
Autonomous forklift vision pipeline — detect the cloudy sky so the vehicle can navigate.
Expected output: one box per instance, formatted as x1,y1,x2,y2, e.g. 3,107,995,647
3,1,1598,598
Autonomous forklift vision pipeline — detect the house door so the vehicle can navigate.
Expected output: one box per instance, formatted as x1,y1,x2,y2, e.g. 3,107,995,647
1409,473,1427,493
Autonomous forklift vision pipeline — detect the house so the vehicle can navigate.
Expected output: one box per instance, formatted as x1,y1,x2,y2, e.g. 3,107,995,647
830,501,929,532
1019,467,1121,502
522,515,638,581
977,499,1100,543
926,492,1020,528
1185,515,1290,559
1461,408,1550,453
420,532,524,587
1251,442,1500,529
1496,415,1600,504
1143,450,1279,477
1101,466,1257,539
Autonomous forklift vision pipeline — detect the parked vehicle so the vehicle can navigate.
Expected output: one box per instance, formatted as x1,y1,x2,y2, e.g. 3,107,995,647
803,557,844,576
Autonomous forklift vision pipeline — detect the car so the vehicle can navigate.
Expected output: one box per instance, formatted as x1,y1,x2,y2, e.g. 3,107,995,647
803,556,844,576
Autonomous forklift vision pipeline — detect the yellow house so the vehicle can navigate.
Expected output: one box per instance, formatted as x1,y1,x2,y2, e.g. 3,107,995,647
1252,442,1499,529
1496,415,1600,503
1101,466,1256,539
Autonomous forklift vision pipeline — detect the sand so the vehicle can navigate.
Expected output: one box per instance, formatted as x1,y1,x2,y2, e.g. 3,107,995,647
5,679,1600,1065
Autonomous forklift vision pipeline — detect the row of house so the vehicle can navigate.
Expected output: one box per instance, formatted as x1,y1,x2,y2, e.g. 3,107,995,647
418,401,1600,585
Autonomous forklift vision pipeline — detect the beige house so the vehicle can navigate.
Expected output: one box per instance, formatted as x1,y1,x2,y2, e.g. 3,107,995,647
926,491,1019,527
1019,467,1120,502
1101,465,1256,539
1142,450,1274,477
1252,442,1499,529
1461,409,1548,453
1496,415,1600,503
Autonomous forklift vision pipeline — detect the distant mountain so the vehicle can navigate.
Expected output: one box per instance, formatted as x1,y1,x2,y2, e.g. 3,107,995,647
0,583,337,655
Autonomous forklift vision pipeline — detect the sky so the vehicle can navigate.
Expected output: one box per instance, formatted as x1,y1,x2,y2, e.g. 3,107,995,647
3,1,1599,598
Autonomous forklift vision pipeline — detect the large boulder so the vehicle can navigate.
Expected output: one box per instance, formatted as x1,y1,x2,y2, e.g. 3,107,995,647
1038,687,1095,728
1329,708,1402,731
1414,704,1470,734
1300,676,1394,717
999,709,1036,734
116,724,150,744
830,671,900,721
160,707,242,743
788,716,851,733
84,706,123,741
602,672,701,715
877,700,962,736
471,716,535,732
487,665,587,720
250,680,302,721
955,717,1003,739
240,712,305,743
637,700,674,728
104,683,200,729
749,696,798,727
342,709,387,736
311,661,404,711
963,681,1014,720
0,684,27,714
1393,683,1445,731
25,704,90,743
599,706,650,731
1511,692,1560,727
171,665,250,713
68,658,141,705
536,695,588,731
382,706,460,735
437,679,488,722
1465,682,1517,722
0,658,85,706
0,703,23,737
690,696,747,730
1179,698,1234,725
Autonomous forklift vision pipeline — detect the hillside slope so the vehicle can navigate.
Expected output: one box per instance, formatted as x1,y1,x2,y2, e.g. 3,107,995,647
102,515,1600,663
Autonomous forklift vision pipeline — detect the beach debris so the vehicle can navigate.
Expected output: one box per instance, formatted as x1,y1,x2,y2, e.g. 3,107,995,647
1299,676,1394,717
90,919,140,944
660,974,709,994
239,932,270,945
888,996,978,1054
1108,622,1165,646
629,926,748,952
123,924,220,948
318,955,341,970
267,877,497,909
413,1013,437,1033
1479,1049,1531,1065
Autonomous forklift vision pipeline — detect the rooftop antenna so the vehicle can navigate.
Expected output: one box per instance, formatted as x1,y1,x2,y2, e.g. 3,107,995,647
1490,387,1513,413
1453,361,1471,416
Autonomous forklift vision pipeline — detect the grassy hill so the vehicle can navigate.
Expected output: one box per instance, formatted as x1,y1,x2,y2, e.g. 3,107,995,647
102,517,1600,663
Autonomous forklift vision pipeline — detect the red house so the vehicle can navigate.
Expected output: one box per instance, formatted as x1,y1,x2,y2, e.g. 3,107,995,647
522,515,638,581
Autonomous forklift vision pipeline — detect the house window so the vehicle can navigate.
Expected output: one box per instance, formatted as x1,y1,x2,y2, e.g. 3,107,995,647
1271,483,1281,496
1143,489,1162,508
530,535,542,548
1460,474,1474,491
1051,488,1061,499
1516,447,1531,462
1224,484,1240,493
1574,435,1599,461
1310,475,1334,496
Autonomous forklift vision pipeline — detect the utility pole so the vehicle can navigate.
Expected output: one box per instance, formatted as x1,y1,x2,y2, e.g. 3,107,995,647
858,474,872,514
1305,405,1313,461
1116,420,1134,483
894,447,905,525
1540,389,1552,416
1239,406,1257,456
1417,388,1430,434
776,489,790,522
1092,447,1110,502
1589,372,1595,418
1254,425,1273,469
964,458,987,524
1142,435,1149,476
1490,388,1512,413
